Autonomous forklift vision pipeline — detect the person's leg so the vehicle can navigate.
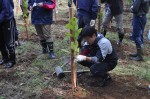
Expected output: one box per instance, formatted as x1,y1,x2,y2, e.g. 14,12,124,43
102,9,112,36
42,25,55,59
129,15,147,61
114,14,124,45
35,25,48,54
0,24,9,65
3,19,16,68
90,62,116,87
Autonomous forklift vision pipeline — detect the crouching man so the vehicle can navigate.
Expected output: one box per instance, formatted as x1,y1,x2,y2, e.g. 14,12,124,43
75,26,118,87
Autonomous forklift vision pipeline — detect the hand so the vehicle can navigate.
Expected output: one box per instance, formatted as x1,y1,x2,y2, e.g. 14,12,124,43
29,6,33,11
33,3,37,7
130,5,133,12
90,20,96,26
37,2,43,7
75,55,86,62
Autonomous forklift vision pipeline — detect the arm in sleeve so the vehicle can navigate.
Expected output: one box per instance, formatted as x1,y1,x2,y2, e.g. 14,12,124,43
91,0,98,20
42,0,56,10
90,38,112,63
131,0,142,13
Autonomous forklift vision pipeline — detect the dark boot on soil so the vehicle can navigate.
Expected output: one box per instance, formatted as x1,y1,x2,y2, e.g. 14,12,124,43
0,50,9,65
99,75,112,87
102,28,107,37
47,42,55,59
40,40,48,54
129,53,138,57
117,29,124,46
15,40,21,47
4,51,16,68
129,47,144,61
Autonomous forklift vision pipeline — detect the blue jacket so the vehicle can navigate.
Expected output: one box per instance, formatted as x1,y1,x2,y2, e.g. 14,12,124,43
28,0,54,25
0,0,14,23
77,0,98,20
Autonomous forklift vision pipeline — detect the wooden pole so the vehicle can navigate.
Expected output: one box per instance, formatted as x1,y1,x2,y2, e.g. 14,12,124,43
23,18,29,39
54,8,57,23
16,0,20,16
69,0,77,89
98,0,101,32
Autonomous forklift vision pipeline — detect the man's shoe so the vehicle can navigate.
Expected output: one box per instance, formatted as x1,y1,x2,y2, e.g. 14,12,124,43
129,53,138,57
49,51,55,59
99,75,112,87
0,59,7,65
129,55,143,61
4,61,16,68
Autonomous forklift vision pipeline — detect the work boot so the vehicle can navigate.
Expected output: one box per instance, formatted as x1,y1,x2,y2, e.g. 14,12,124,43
129,47,144,61
47,42,55,59
129,53,138,57
117,28,124,46
102,28,107,37
5,51,16,68
99,75,112,87
0,50,9,65
40,40,48,54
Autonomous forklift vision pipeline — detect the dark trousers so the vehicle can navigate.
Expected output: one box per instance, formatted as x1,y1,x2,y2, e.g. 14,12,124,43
77,15,91,47
132,15,147,48
0,19,15,54
78,15,91,28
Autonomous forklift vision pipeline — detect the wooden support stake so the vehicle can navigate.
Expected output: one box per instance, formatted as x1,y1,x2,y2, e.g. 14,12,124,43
98,0,102,32
15,0,20,16
23,18,29,39
69,0,77,89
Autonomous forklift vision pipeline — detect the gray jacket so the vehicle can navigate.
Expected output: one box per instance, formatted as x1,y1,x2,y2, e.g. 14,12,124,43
131,0,149,16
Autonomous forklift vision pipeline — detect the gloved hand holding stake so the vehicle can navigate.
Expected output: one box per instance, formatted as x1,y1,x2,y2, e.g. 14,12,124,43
75,55,86,62
90,20,96,26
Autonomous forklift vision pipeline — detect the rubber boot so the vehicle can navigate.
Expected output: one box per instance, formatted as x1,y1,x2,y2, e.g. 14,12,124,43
117,31,124,46
129,47,143,61
0,50,9,65
47,42,55,59
40,40,48,54
99,74,112,87
5,51,16,68
102,29,107,37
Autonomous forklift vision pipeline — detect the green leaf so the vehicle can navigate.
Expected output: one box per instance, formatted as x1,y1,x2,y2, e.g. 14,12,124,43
65,32,73,37
61,49,70,54
66,23,74,30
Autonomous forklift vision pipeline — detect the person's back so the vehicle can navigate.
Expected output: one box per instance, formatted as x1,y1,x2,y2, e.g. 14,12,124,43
131,0,149,16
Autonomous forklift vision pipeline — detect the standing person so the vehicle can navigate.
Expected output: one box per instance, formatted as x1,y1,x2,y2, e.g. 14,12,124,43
28,0,56,59
0,0,16,68
129,0,149,61
68,0,99,48
75,26,118,87
101,0,124,46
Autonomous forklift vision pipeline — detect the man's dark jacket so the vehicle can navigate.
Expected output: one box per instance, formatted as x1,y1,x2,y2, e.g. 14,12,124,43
101,0,123,16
